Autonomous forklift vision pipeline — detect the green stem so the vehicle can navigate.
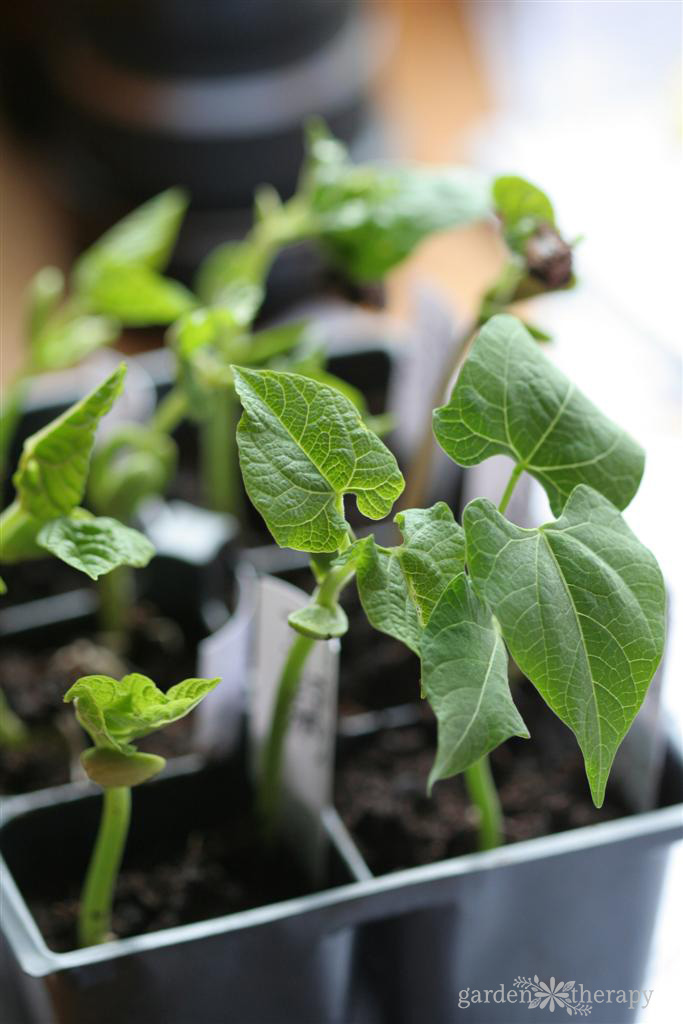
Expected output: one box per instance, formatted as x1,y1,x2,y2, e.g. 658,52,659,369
150,386,188,434
78,786,131,947
498,463,524,516
200,387,243,518
462,463,524,851
0,500,42,563
97,566,134,649
464,757,503,851
257,555,355,835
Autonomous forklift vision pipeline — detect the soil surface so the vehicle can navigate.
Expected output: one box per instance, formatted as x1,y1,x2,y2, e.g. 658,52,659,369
334,681,631,876
30,806,313,953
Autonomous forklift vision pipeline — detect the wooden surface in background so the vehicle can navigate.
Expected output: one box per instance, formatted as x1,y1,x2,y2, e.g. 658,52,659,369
0,0,502,385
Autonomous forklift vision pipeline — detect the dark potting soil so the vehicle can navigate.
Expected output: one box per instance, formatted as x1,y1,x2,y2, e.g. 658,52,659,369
334,681,631,876
30,808,312,953
0,606,201,795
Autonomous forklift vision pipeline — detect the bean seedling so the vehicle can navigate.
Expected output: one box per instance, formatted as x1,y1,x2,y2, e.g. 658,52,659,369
232,313,664,848
64,672,219,946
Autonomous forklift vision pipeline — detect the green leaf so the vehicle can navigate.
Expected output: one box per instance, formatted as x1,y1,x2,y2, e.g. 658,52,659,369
88,424,177,522
346,502,465,654
421,574,528,789
433,315,644,515
80,263,195,326
64,673,220,750
232,366,404,552
37,515,155,579
343,535,422,654
463,485,666,805
74,189,189,288
0,575,6,595
492,175,555,251
32,310,120,372
195,239,269,325
305,121,491,280
288,602,348,639
393,503,466,625
12,364,126,520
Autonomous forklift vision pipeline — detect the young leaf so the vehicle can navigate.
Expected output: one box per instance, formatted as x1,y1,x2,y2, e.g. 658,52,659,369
37,515,155,580
12,364,126,520
88,424,177,523
195,239,268,325
463,485,666,806
421,574,528,789
339,535,422,654
492,175,555,250
64,673,220,751
32,310,120,373
347,502,465,653
74,188,189,288
80,263,195,326
433,315,644,515
393,503,466,625
305,121,491,280
232,367,404,551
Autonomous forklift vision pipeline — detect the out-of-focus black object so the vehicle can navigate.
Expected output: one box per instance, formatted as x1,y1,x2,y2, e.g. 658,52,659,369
0,0,375,277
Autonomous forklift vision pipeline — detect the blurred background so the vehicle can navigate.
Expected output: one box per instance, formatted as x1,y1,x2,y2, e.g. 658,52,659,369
1,1,681,1018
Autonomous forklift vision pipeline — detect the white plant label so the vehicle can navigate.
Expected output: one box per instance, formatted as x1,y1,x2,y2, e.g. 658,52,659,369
195,566,258,755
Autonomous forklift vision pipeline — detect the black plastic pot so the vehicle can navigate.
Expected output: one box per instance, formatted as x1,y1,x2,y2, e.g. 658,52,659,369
2,744,681,1024
32,1,380,275
0,756,366,1024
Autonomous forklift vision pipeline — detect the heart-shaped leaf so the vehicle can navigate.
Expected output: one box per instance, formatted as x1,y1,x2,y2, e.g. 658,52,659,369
463,485,666,805
37,515,155,579
421,574,528,789
13,364,126,520
232,366,404,551
434,315,644,514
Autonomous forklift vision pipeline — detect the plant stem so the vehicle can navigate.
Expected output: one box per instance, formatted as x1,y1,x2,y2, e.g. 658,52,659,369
0,500,42,563
200,386,243,519
464,757,503,851
149,386,188,435
462,464,524,851
78,786,131,947
257,555,355,835
97,566,134,649
498,463,524,516
257,631,316,833
0,688,28,748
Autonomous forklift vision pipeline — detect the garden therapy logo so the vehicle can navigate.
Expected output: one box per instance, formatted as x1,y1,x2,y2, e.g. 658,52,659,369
514,977,591,1015
457,978,654,1014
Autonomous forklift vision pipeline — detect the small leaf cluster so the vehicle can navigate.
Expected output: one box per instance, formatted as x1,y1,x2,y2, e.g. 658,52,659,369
0,365,155,582
481,176,576,341
65,673,219,788
232,314,665,807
